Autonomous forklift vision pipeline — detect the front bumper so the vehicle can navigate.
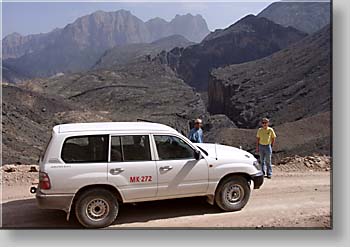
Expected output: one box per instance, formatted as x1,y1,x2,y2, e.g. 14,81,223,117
251,171,264,189
36,189,74,213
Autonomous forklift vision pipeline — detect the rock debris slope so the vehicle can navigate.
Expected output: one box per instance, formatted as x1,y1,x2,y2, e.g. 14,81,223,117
208,25,331,128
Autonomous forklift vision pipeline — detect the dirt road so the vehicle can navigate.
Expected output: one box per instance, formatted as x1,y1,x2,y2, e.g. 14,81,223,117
1,171,331,229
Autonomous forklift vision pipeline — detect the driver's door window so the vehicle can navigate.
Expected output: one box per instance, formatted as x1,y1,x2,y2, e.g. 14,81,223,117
154,135,195,160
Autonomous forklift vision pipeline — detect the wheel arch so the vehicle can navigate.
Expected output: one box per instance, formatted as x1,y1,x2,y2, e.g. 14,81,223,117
67,184,123,221
213,172,252,211
215,172,252,195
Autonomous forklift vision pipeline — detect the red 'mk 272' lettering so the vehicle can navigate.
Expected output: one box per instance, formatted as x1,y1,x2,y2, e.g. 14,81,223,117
129,176,152,183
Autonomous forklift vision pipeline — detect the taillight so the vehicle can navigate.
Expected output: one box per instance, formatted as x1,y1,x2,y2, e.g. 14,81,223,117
39,172,51,190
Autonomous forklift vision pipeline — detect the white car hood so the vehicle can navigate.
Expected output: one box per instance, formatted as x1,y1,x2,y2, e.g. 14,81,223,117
196,143,255,163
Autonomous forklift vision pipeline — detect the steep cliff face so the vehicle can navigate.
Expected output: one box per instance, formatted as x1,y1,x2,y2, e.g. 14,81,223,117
258,1,331,34
2,10,151,61
169,14,307,91
3,10,152,78
208,25,331,128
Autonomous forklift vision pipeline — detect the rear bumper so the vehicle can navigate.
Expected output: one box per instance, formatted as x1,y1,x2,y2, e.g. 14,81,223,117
251,171,264,189
36,190,74,213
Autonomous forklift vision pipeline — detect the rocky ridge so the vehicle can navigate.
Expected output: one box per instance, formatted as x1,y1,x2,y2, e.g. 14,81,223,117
159,14,307,91
93,34,193,69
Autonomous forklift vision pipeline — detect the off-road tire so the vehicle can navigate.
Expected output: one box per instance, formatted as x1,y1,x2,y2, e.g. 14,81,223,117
75,189,119,228
215,176,251,211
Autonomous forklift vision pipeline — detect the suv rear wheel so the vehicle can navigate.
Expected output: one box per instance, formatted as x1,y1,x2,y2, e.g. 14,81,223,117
75,189,119,228
215,176,251,211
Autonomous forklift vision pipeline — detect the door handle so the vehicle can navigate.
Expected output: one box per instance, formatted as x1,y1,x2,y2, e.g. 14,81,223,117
159,166,173,171
110,168,124,175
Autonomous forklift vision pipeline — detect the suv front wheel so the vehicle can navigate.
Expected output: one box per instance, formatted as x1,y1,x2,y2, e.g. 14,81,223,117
75,188,119,228
215,176,251,211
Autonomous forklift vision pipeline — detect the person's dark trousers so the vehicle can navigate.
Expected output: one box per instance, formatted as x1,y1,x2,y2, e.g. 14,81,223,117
259,144,272,177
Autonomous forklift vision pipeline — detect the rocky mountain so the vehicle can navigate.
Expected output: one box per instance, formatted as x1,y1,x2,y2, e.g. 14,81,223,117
208,24,331,128
2,10,209,80
3,10,149,79
258,1,331,34
146,14,209,43
2,29,62,60
2,10,149,61
93,35,194,69
160,14,307,91
3,52,331,165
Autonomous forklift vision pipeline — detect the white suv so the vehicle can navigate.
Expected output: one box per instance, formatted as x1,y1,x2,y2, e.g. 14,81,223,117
36,122,263,228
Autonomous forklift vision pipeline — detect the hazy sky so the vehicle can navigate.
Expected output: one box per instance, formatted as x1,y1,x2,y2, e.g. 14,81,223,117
2,1,274,38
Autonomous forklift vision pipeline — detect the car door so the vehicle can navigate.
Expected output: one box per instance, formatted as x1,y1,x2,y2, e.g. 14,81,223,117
153,134,209,198
107,134,158,202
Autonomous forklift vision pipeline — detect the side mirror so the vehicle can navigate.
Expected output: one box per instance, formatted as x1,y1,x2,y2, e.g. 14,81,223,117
194,150,201,160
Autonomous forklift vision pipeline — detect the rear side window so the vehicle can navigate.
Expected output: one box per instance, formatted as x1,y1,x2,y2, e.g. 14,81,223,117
111,135,151,162
61,135,108,163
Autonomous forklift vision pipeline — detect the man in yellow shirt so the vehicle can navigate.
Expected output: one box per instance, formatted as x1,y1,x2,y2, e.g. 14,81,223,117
256,118,276,179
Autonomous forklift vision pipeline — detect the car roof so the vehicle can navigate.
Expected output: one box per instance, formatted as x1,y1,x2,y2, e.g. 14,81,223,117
54,122,178,134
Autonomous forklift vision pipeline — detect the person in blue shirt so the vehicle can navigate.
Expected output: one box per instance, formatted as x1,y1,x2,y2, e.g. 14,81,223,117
188,118,203,143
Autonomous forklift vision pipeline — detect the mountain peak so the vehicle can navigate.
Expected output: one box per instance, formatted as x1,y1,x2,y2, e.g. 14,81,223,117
89,9,131,16
258,1,331,33
145,13,209,43
173,13,204,20
114,9,132,15
176,13,193,17
77,9,136,23
146,17,168,24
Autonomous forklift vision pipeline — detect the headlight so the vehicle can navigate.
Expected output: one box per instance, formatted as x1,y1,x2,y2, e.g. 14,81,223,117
253,161,261,170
